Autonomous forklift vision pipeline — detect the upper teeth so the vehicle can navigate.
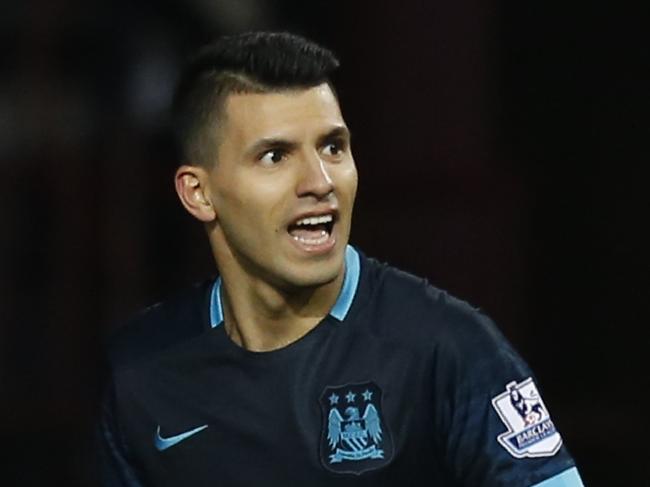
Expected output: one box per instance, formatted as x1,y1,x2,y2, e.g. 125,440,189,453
295,214,333,226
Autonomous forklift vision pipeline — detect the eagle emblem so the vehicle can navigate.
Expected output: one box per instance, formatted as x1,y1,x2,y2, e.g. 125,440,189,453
319,382,393,474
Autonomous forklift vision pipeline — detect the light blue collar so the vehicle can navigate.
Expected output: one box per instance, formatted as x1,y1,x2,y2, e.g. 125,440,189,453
210,245,360,327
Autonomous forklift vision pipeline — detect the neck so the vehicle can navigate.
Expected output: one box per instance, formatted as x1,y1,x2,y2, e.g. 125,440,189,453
212,244,345,353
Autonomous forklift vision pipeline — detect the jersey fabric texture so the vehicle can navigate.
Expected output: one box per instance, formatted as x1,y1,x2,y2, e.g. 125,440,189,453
98,246,583,487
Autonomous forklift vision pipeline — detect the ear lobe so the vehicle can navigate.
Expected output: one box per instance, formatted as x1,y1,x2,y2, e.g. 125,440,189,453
174,165,217,222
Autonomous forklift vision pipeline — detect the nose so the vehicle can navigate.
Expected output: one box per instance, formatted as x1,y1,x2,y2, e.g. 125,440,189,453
296,152,334,200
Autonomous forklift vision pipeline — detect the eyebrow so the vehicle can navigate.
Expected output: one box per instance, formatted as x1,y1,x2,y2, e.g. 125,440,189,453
246,125,351,159
246,138,298,159
317,126,351,147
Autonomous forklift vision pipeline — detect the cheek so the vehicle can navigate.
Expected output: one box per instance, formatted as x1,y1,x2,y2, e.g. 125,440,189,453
336,162,358,202
218,176,290,231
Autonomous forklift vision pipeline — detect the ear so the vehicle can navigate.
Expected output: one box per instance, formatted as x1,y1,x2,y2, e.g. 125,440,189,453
174,165,217,222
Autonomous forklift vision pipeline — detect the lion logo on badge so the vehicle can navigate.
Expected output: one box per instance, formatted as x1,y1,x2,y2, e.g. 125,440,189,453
491,377,563,458
319,381,393,474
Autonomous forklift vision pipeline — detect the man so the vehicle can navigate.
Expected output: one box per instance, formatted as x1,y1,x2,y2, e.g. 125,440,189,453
98,32,584,486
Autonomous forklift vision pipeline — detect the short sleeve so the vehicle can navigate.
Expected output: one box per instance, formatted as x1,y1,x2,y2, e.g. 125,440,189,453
431,305,583,487
96,378,147,487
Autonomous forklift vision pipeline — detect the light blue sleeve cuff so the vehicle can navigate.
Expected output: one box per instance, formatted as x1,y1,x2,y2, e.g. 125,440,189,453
531,467,584,487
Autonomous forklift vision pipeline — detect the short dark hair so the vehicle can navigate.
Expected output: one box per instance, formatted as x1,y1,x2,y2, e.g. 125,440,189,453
172,32,340,166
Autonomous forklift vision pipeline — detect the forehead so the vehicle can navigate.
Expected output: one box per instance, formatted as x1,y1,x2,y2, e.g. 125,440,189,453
221,83,345,143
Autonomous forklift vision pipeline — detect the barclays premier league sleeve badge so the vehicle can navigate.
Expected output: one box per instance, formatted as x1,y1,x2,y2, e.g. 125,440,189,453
319,381,394,475
491,377,563,458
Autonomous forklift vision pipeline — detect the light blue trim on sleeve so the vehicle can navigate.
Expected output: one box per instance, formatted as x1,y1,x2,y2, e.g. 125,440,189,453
531,467,584,487
209,245,360,327
329,245,360,321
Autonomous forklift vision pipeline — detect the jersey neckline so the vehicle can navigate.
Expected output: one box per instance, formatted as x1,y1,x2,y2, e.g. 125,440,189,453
209,245,361,328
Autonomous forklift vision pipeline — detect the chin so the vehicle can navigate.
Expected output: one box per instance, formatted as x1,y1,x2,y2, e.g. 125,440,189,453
279,258,343,290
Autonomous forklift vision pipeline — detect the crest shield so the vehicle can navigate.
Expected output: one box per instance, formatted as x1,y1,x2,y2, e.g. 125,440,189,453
319,381,393,474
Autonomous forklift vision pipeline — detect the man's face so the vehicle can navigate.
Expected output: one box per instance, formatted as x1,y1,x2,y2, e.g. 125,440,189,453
206,83,357,290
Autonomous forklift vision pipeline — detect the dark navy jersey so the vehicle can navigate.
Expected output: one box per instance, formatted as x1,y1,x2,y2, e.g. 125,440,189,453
98,246,584,487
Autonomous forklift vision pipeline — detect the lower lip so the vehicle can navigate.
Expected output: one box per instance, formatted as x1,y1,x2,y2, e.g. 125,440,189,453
287,227,337,255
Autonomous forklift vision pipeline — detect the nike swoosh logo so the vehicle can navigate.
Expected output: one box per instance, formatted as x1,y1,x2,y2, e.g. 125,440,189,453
154,424,208,451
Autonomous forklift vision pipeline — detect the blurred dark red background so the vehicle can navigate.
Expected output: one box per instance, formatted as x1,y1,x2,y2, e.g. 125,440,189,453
1,1,645,484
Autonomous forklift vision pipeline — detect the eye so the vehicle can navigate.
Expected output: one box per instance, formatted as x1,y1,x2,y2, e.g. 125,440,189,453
321,140,346,158
259,149,286,166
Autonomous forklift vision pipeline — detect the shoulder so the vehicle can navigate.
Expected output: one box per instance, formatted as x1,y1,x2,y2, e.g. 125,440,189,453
356,253,515,358
105,279,214,370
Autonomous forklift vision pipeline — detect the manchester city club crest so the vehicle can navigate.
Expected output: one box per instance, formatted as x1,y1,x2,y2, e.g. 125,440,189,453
491,377,563,458
319,381,393,474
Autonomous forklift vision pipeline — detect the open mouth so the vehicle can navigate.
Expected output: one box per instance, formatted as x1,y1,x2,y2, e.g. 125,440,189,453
287,212,337,247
